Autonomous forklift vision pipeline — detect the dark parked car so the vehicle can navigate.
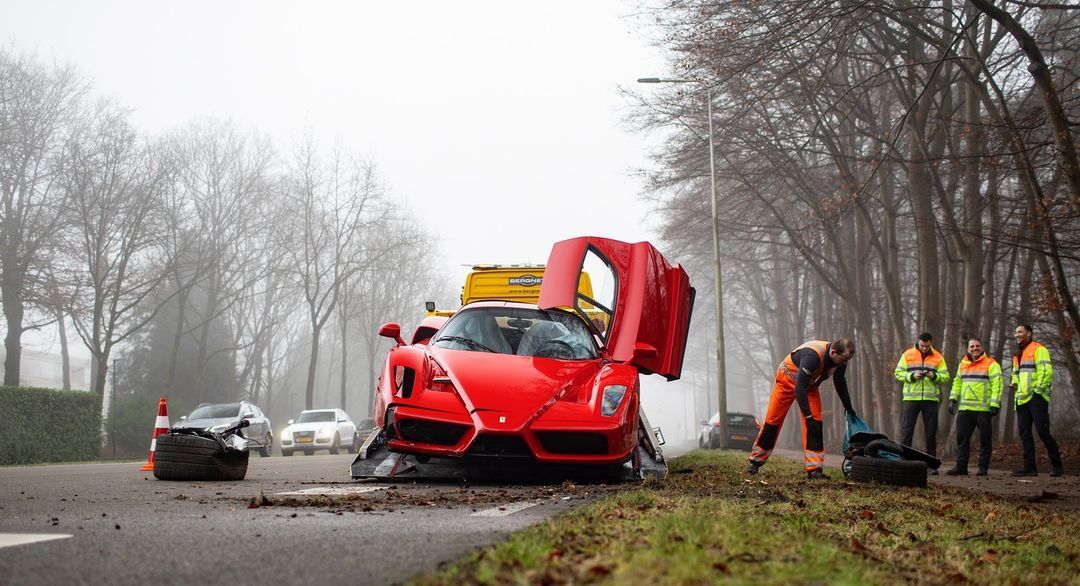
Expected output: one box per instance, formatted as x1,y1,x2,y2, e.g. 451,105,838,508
698,411,759,451
176,401,274,457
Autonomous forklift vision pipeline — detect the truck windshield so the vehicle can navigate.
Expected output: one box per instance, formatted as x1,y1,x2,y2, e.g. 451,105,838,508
432,307,597,360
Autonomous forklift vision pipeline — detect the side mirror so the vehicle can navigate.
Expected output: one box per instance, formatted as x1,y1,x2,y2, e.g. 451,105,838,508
425,301,436,312
287,419,294,425
631,343,658,362
379,322,405,346
700,419,709,427
242,413,254,420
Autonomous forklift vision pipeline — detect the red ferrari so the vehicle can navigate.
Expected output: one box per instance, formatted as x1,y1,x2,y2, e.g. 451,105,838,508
351,236,694,480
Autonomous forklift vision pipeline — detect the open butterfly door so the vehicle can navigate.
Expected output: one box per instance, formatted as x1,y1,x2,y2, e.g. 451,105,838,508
538,236,695,380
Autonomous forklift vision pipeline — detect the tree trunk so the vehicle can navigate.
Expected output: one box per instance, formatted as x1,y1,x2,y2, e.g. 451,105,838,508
305,324,321,410
340,311,349,412
2,278,23,386
56,309,71,391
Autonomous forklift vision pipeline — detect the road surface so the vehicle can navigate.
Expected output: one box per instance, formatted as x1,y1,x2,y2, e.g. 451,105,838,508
1,441,696,585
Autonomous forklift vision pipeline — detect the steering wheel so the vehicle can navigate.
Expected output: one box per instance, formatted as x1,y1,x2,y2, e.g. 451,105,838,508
536,339,574,359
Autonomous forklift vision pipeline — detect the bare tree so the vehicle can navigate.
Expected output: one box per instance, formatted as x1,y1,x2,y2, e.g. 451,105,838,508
0,48,87,385
284,138,387,410
60,101,173,422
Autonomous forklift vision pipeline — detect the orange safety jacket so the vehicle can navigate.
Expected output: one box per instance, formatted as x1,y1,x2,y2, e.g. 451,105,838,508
1011,341,1053,406
780,340,836,387
950,354,1002,412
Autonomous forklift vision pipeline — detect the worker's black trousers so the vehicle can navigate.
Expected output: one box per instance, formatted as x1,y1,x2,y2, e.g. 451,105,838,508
1016,395,1062,471
899,400,938,457
954,411,992,472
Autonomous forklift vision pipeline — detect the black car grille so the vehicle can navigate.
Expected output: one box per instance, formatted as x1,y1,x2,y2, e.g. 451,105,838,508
396,419,469,446
537,432,608,455
467,434,533,457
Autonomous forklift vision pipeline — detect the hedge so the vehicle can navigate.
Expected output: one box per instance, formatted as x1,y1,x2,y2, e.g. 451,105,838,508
0,386,102,465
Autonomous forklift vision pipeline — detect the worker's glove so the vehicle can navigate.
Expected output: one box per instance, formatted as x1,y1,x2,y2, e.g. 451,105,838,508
927,371,937,381
948,400,957,415
990,407,1000,417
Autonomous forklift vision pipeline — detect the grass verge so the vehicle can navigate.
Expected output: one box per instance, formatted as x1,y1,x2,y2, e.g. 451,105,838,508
410,450,1080,585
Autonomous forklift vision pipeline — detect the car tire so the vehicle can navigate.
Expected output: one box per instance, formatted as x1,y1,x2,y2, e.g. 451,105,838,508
850,455,927,488
329,433,340,455
698,436,705,449
304,449,314,456
260,434,273,457
863,438,903,459
347,433,359,454
281,448,293,457
153,434,249,481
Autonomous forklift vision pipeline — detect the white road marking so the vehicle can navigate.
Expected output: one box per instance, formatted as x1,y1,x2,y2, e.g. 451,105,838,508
471,500,544,517
276,485,388,496
0,534,73,549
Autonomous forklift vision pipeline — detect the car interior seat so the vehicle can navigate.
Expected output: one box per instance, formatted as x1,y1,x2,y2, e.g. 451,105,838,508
517,321,569,357
462,312,512,354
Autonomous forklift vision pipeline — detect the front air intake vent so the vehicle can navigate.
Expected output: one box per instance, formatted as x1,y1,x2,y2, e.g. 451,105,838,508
467,434,533,457
397,419,468,446
538,432,608,455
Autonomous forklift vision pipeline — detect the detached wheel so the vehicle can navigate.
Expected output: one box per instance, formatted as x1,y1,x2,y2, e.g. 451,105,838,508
850,456,927,488
260,434,273,457
153,434,249,481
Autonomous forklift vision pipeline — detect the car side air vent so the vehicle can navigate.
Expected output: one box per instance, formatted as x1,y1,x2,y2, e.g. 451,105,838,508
395,366,416,398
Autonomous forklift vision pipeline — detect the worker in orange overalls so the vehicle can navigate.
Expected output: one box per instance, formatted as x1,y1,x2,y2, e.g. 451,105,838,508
747,339,857,479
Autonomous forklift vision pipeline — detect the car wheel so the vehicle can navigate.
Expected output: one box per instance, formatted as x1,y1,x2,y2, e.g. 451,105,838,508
304,449,314,456
347,433,359,454
329,433,341,455
260,434,273,457
153,434,249,481
281,448,293,457
850,455,927,488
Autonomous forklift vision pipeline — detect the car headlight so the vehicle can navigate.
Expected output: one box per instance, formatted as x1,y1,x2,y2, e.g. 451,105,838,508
601,385,627,417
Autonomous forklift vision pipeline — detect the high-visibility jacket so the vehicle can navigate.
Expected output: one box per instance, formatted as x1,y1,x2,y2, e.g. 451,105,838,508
1012,341,1052,406
780,340,835,387
950,354,1002,412
894,346,949,402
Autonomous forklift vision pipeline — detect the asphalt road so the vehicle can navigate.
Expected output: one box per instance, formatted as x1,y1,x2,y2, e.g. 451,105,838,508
0,442,695,585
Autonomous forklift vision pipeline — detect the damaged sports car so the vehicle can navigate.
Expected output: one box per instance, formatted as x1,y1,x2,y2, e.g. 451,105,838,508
351,236,694,481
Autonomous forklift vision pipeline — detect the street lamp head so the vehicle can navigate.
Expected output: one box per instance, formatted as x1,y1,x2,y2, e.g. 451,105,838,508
637,77,662,83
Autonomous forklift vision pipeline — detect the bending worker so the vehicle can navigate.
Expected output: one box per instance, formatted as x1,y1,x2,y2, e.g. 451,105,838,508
945,338,1001,476
747,339,857,479
895,332,949,474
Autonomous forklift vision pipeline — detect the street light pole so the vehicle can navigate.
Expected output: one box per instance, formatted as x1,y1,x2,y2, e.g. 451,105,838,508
638,77,728,449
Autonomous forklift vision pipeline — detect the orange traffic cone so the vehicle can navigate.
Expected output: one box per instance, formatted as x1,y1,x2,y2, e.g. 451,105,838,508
140,397,170,471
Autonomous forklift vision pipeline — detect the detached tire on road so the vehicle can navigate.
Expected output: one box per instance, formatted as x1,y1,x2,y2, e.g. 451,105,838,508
850,455,927,488
153,434,249,481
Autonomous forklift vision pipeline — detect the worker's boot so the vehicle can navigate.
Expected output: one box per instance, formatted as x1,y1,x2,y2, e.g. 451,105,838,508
1011,468,1037,477
1050,464,1064,478
806,468,827,480
944,467,967,476
745,461,762,475
976,468,988,476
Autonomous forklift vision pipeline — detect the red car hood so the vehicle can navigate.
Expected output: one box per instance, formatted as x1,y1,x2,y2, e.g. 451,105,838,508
432,347,600,417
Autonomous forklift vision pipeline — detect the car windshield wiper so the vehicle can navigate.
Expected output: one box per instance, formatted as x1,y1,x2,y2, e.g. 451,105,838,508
436,335,496,353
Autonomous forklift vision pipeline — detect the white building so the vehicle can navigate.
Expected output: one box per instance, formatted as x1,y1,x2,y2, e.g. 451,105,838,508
0,348,92,391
